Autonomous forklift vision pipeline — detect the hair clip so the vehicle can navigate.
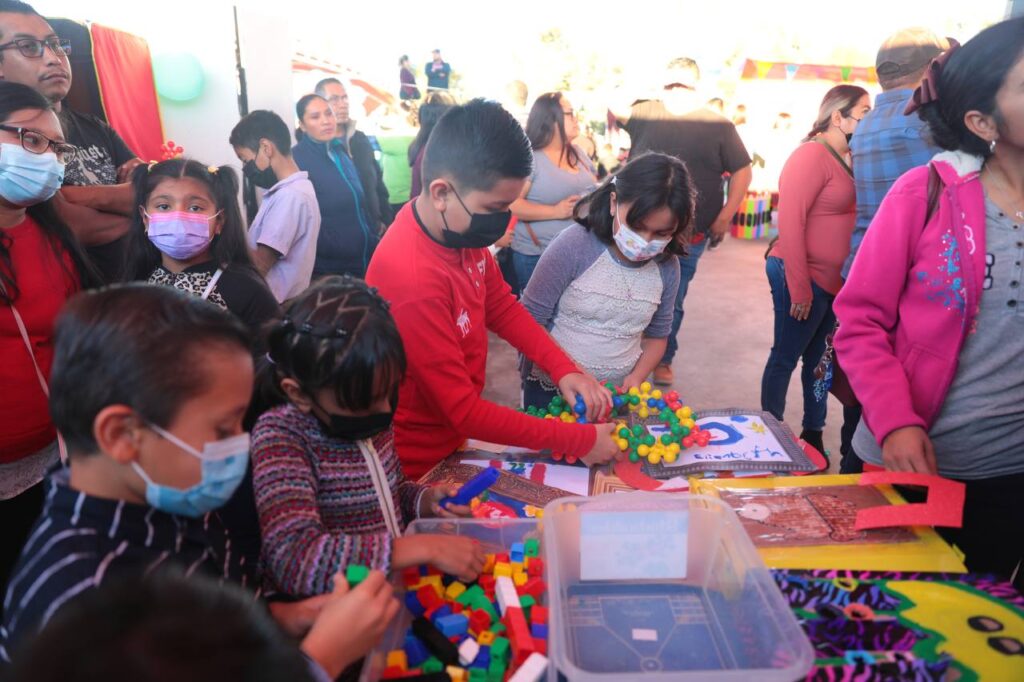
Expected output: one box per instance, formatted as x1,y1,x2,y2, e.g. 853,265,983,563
299,322,314,333
264,352,276,366
160,140,185,161
334,328,349,339
208,166,219,175
147,161,158,172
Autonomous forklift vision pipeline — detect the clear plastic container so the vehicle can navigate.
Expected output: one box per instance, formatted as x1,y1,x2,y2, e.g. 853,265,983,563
359,518,543,682
543,492,814,682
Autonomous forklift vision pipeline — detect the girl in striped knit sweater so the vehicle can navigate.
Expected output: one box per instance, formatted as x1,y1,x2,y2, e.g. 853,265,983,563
251,276,485,598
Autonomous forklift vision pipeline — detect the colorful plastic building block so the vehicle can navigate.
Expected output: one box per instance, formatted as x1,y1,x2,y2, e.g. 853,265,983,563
345,563,369,587
458,638,481,666
507,652,548,682
446,581,467,600
404,633,431,667
435,613,469,638
495,576,520,615
524,538,540,558
477,629,496,646
412,616,459,666
441,466,500,508
509,542,525,563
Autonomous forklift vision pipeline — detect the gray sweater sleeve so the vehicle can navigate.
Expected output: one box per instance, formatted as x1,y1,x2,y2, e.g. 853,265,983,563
521,224,604,329
644,256,681,338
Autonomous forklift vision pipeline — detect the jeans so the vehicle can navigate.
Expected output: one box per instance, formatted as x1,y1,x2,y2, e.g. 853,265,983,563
661,239,708,365
839,405,864,474
512,251,542,292
760,256,835,431
522,377,559,412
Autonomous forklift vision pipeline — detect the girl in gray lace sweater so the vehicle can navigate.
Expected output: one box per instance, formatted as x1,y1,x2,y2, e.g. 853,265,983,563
520,153,697,408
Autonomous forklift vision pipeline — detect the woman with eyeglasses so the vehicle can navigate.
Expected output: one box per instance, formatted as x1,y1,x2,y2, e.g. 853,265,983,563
760,84,870,457
509,92,597,290
0,81,101,595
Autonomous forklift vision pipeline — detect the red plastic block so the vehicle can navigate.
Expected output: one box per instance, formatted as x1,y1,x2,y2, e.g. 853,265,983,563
503,606,536,665
402,567,422,587
530,605,548,626
469,609,491,635
522,578,545,600
381,666,407,679
533,637,547,656
479,574,496,593
417,586,443,608
526,558,544,578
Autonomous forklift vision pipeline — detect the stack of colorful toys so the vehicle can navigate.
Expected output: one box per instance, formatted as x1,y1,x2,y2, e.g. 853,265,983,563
520,383,706,466
373,538,548,682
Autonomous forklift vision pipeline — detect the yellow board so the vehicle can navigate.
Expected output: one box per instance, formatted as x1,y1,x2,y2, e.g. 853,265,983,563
885,580,1024,682
690,474,967,572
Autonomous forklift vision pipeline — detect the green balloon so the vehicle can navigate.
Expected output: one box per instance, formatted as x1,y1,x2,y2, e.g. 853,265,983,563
152,52,205,102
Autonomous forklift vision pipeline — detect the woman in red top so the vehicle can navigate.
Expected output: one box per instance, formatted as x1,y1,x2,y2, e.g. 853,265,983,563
0,82,100,592
760,85,870,456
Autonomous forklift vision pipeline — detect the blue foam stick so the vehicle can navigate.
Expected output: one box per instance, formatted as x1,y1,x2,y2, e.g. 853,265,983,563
441,467,500,508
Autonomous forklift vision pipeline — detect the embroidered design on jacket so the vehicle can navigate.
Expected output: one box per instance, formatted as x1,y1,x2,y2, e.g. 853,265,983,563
915,233,966,313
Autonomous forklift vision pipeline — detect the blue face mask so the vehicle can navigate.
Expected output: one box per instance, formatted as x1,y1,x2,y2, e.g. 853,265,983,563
131,424,250,518
0,143,65,207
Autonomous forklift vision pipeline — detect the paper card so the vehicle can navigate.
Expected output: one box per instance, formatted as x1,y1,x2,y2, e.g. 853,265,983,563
580,511,688,581
855,472,965,530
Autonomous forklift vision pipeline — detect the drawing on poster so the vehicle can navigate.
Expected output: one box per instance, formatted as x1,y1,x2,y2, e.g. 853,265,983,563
461,459,591,496
653,414,794,468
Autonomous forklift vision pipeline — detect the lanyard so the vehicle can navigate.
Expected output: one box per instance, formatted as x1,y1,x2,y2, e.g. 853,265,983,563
356,439,402,539
201,268,224,301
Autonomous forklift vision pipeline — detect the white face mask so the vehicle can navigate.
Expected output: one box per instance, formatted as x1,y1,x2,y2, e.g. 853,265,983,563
0,143,65,207
612,206,671,262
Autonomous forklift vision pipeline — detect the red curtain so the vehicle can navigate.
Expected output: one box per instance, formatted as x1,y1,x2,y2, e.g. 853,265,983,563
89,23,164,161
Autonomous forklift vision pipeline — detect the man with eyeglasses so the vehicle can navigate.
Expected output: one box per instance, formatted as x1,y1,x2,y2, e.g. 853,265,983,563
0,0,139,281
314,77,392,231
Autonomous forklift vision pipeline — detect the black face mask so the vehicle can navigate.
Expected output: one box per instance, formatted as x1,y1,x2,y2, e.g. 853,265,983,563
243,150,278,190
318,411,394,441
311,393,396,441
440,185,512,249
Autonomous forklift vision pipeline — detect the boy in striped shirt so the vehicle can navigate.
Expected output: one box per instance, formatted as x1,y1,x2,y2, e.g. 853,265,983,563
0,285,397,679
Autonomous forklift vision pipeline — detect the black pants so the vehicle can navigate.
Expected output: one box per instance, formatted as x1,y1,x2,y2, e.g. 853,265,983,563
897,471,1024,588
0,481,45,602
839,405,863,474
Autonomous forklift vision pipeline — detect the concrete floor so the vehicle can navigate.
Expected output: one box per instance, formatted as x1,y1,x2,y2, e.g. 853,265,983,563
482,237,843,471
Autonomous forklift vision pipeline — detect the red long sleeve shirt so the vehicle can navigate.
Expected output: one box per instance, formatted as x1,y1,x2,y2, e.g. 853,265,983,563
367,203,596,479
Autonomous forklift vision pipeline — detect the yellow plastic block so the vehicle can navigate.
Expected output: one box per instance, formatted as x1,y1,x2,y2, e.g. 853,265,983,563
513,572,528,587
446,582,467,600
477,630,496,646
446,666,468,682
511,561,523,574
386,650,408,671
494,562,513,578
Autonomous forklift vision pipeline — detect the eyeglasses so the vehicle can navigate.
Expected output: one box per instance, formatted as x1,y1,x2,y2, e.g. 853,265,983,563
0,37,71,59
0,125,77,162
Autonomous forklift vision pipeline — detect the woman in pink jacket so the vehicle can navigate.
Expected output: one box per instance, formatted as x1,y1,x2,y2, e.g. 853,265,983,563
834,17,1024,581
761,85,869,457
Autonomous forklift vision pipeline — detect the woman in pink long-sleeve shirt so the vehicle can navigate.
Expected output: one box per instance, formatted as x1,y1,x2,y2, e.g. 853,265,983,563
760,85,870,455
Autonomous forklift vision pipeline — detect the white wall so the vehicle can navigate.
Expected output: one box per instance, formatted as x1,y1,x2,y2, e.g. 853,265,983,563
42,0,293,172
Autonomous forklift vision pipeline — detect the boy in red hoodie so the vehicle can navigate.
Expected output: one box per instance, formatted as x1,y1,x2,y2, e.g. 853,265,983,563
367,99,619,478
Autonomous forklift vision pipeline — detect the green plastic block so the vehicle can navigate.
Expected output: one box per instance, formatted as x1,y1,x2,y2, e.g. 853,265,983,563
422,657,443,673
490,621,506,635
344,564,369,587
457,584,485,606
524,538,540,557
471,595,498,620
490,636,510,662
488,661,506,682
469,669,487,682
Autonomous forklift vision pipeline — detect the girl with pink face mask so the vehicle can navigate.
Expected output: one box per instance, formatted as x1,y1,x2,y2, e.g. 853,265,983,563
122,158,278,334
519,152,697,410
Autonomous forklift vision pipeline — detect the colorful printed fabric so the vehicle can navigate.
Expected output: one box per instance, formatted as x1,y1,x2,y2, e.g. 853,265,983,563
773,570,1024,682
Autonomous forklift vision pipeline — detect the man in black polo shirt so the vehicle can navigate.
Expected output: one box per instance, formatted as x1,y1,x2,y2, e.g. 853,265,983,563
614,57,752,386
0,0,139,281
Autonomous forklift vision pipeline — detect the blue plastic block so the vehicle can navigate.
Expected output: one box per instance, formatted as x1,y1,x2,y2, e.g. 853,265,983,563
404,590,426,617
404,633,431,667
435,613,469,638
530,623,548,640
430,604,453,624
472,645,490,669
510,542,525,563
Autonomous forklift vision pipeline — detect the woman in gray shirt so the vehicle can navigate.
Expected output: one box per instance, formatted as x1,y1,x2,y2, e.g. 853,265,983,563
510,92,597,288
